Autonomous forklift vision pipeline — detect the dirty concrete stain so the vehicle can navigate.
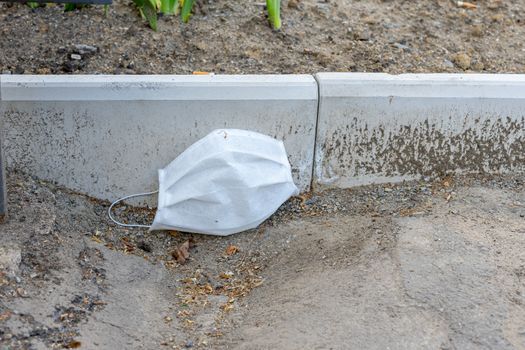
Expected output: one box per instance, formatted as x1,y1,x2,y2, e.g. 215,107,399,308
318,114,525,184
103,81,164,91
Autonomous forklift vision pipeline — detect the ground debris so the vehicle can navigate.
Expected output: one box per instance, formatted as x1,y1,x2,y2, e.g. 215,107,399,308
225,245,239,256
2,170,524,349
172,240,194,264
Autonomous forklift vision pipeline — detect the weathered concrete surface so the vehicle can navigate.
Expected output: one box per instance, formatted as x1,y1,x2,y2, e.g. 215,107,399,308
314,73,525,189
2,73,525,200
0,75,318,203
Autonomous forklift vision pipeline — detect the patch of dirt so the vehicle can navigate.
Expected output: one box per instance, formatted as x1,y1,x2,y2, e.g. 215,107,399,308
1,0,524,74
217,177,525,349
1,170,524,349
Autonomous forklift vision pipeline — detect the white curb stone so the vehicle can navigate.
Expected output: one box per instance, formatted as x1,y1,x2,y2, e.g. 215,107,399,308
0,75,318,203
314,73,525,188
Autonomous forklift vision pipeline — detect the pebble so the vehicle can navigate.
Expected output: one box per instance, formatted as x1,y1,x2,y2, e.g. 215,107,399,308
443,59,455,68
471,24,483,37
70,54,82,60
393,42,411,52
288,0,299,9
0,244,21,277
471,60,485,71
354,30,371,41
74,44,98,54
383,22,400,29
452,53,471,70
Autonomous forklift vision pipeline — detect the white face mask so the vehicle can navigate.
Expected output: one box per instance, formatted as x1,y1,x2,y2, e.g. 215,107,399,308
108,129,299,236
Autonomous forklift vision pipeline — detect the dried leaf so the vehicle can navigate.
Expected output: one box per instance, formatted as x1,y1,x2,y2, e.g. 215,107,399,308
167,230,179,237
177,310,191,318
91,236,103,244
0,311,12,321
221,303,234,312
172,240,191,264
219,271,234,279
66,341,82,349
456,1,477,9
225,245,239,256
121,238,135,253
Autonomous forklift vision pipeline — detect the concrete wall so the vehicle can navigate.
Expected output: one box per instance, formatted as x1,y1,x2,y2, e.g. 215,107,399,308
1,73,524,202
0,75,318,203
314,73,525,188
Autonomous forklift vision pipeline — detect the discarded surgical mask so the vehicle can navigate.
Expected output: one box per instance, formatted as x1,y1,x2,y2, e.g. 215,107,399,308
108,129,299,236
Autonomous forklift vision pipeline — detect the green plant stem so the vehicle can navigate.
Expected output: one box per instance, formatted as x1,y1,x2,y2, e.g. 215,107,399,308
266,0,281,30
181,0,194,23
27,2,40,9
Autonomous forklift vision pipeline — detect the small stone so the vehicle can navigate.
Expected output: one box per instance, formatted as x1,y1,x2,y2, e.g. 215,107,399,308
362,16,378,25
0,244,21,277
393,42,411,51
288,0,299,9
471,24,483,37
443,59,455,68
491,14,504,22
383,22,400,29
70,54,82,60
354,30,371,41
471,60,485,71
452,53,471,70
73,44,98,54
185,340,193,348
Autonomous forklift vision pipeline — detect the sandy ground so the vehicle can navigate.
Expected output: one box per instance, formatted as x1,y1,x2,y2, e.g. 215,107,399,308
1,0,525,74
0,170,524,349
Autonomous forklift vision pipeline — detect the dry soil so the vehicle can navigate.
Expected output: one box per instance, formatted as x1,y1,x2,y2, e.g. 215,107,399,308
1,171,524,349
1,0,524,74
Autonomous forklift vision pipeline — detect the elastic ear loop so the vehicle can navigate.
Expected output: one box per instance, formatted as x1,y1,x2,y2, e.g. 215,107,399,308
108,190,159,228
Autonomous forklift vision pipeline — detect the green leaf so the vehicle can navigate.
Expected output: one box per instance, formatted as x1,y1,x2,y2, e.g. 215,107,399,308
64,3,77,11
133,0,158,30
27,2,40,9
266,0,281,30
143,0,158,31
181,0,194,23
160,0,177,15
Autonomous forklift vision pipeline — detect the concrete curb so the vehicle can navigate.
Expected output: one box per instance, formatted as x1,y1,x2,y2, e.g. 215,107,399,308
314,73,525,188
1,73,524,203
0,75,318,203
